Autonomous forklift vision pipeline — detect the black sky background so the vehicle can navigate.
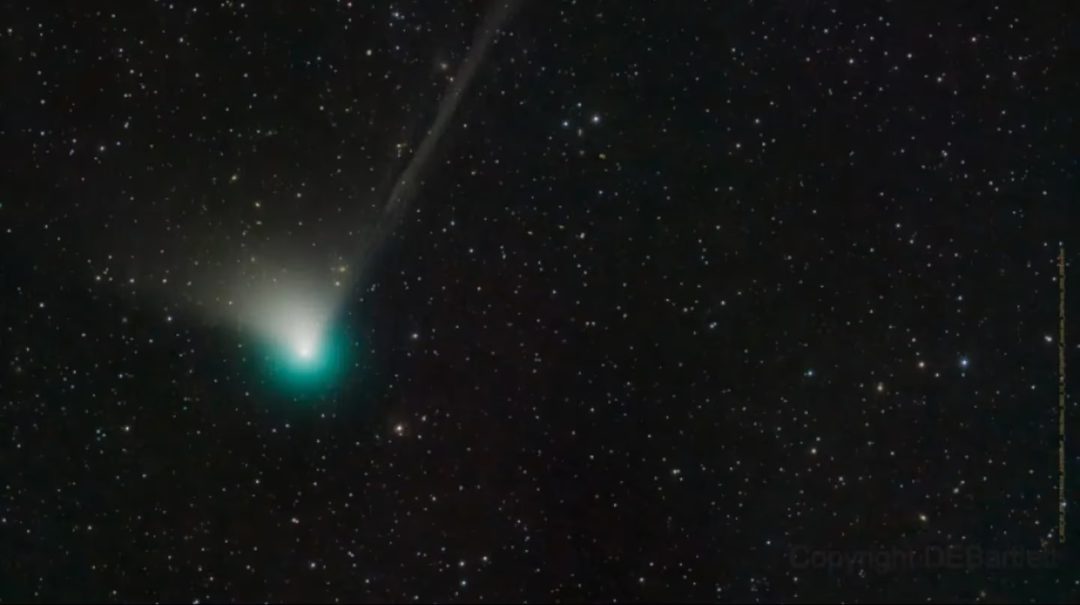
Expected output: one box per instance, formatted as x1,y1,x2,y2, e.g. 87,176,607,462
1,0,1077,601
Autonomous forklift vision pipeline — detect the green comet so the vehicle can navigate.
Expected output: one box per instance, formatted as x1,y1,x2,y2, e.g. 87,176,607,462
259,322,351,397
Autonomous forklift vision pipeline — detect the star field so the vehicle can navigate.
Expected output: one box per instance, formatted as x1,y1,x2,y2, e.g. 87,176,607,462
0,0,1077,602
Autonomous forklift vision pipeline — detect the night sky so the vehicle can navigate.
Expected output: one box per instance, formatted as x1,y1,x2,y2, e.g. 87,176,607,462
1,0,1077,602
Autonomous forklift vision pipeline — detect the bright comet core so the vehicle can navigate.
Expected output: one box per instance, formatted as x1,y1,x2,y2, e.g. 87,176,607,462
228,275,350,394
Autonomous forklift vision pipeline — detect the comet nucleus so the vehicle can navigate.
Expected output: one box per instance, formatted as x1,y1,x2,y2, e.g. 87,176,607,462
238,279,351,396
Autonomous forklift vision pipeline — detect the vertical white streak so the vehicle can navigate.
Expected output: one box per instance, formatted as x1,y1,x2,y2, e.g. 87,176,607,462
349,0,521,289
382,1,519,221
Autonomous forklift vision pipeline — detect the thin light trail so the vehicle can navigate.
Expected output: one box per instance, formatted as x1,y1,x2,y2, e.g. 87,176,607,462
352,0,522,282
